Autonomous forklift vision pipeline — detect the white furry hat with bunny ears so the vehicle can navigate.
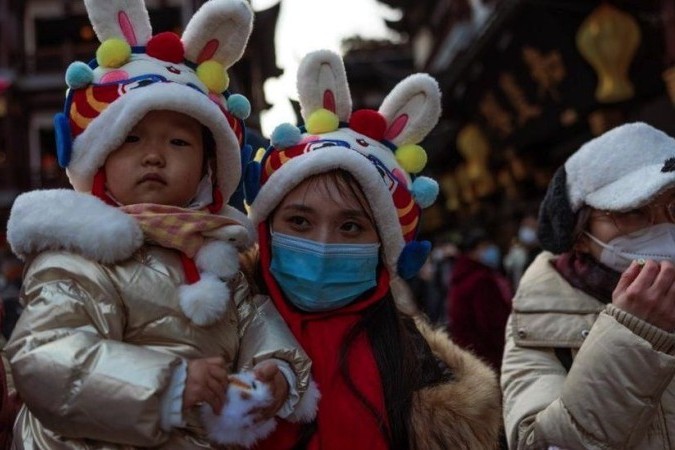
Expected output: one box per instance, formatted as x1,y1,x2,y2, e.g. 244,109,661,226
246,50,442,292
54,0,252,218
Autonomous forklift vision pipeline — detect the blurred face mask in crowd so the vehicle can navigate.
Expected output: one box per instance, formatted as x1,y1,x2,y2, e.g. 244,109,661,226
584,223,675,272
518,226,538,246
478,244,502,270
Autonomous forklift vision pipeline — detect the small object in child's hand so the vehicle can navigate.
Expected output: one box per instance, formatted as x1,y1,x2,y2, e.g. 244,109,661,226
636,258,646,267
201,371,276,448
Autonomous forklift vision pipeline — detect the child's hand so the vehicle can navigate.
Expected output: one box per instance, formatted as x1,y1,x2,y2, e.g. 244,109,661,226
250,360,289,421
184,356,229,415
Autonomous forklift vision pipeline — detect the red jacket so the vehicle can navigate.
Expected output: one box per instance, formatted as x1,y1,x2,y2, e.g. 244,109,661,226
447,255,513,371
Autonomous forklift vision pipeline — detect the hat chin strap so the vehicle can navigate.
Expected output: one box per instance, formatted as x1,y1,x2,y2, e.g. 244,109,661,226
92,169,117,206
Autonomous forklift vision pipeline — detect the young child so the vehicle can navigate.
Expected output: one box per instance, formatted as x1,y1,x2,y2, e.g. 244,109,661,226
243,50,502,449
4,1,311,448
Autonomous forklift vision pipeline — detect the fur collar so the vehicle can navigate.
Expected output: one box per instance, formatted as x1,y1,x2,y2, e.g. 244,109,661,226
8,189,143,264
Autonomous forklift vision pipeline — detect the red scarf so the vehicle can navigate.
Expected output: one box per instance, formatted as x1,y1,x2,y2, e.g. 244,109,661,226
254,224,391,450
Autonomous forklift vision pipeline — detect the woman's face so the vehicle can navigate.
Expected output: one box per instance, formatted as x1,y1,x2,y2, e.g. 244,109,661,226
270,173,379,245
577,189,675,259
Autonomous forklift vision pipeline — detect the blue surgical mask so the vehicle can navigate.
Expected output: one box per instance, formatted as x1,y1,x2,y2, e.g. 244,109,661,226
269,232,380,312
479,244,501,269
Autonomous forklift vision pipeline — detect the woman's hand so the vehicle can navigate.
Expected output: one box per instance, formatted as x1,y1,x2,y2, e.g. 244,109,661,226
250,360,289,421
612,259,675,331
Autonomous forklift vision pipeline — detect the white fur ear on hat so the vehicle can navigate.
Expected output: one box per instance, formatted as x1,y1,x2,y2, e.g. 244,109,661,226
84,0,152,45
379,73,442,146
296,49,352,122
182,0,253,68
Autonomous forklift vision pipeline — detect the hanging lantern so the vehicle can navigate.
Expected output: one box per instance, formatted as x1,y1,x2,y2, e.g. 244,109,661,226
576,3,641,103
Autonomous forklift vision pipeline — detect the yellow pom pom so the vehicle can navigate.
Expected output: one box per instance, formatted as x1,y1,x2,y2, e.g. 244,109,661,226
395,145,428,174
96,39,131,68
197,60,229,93
306,109,339,134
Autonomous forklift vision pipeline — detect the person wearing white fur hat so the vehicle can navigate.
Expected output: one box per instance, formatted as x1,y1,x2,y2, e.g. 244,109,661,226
242,49,501,450
3,1,314,448
502,122,675,449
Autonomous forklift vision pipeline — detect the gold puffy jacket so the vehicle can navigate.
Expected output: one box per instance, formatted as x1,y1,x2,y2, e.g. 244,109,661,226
6,247,311,449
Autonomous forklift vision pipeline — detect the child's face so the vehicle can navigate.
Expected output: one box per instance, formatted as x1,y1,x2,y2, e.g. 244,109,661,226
271,173,379,245
104,110,205,206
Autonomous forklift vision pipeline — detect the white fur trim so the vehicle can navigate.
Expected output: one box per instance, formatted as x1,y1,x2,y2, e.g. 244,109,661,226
195,240,239,279
178,274,231,326
201,371,277,448
66,82,241,203
249,150,405,274
565,122,675,212
379,73,442,146
7,189,143,263
84,0,152,45
215,205,256,248
286,379,321,423
297,49,352,122
182,0,253,69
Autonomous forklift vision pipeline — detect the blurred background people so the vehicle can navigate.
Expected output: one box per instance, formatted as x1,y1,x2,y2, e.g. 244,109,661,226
503,213,541,289
447,228,513,373
0,253,22,341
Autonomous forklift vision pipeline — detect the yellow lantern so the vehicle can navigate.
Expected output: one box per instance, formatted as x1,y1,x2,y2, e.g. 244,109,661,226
576,3,641,103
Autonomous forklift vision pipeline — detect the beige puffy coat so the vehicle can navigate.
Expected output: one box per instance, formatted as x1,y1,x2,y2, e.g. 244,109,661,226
502,252,675,449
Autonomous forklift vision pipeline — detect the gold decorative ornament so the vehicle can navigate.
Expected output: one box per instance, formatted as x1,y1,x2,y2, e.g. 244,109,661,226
576,3,641,103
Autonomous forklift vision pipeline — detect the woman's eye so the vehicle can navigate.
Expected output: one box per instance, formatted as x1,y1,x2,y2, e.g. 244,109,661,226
340,221,364,234
288,215,309,228
125,135,140,143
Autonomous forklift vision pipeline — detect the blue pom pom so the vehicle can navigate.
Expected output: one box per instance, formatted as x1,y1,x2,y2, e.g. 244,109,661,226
270,123,302,149
227,94,251,120
244,161,261,204
397,240,431,280
412,176,439,208
54,112,72,167
65,62,94,89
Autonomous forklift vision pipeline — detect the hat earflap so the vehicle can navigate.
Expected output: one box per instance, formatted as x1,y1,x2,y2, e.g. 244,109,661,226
537,166,577,254
397,240,431,279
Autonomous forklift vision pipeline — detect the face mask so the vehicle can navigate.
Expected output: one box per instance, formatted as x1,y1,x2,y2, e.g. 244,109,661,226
478,244,501,269
518,226,538,246
269,232,380,312
584,223,675,272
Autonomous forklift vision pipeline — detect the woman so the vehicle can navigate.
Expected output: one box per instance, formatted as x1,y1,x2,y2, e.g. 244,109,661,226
501,122,675,449
243,50,501,449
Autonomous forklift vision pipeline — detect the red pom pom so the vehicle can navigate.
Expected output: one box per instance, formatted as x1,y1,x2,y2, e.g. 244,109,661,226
349,109,387,141
146,32,184,64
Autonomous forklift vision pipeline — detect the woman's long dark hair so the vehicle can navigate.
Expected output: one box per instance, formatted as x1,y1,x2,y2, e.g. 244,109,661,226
338,292,422,450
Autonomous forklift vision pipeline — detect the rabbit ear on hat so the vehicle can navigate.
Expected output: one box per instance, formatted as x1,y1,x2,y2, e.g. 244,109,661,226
84,0,152,45
537,165,577,254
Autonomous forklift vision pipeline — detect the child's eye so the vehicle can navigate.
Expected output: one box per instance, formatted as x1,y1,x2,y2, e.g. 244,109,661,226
125,135,140,143
170,138,191,146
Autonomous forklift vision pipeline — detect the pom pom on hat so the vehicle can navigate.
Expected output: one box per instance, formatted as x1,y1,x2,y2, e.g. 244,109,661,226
306,109,339,135
411,176,438,208
349,109,386,141
397,240,432,279
197,60,229,93
96,38,131,68
395,144,427,174
271,123,302,149
227,94,251,120
65,62,94,89
146,32,185,64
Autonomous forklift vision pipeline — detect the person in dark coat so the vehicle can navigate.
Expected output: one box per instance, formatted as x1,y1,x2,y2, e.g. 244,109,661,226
447,229,513,372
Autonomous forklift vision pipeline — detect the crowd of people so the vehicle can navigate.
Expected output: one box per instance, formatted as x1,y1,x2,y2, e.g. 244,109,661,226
2,0,675,449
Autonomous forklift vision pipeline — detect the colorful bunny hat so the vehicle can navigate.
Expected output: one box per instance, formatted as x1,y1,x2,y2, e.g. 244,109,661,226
55,0,253,220
247,50,442,287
